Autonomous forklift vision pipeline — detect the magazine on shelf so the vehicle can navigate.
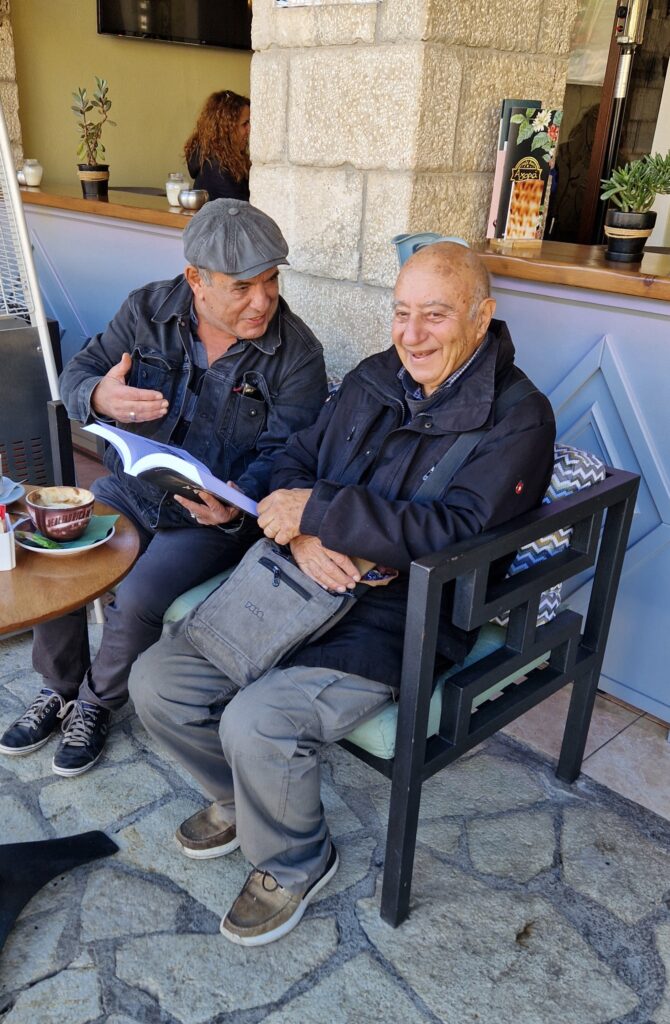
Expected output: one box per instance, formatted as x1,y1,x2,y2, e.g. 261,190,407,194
84,423,258,517
487,98,541,238
488,102,563,243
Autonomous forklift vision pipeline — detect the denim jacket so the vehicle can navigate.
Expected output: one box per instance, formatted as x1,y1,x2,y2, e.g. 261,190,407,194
60,275,327,529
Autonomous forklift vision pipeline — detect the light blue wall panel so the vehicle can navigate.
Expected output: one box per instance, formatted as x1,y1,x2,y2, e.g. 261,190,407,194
491,275,670,720
24,206,186,365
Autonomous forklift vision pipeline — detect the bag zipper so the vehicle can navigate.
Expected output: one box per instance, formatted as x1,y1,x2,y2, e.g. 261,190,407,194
259,557,312,600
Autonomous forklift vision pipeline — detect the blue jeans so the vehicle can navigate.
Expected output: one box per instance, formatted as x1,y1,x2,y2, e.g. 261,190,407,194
31,474,259,710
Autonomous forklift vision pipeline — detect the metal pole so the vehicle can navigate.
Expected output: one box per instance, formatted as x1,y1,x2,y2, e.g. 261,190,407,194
0,104,60,401
594,46,635,242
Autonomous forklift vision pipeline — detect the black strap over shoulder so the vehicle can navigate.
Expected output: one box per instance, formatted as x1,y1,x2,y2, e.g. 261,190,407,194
414,377,538,502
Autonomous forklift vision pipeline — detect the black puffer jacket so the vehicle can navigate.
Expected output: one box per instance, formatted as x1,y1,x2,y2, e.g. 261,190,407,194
272,320,556,686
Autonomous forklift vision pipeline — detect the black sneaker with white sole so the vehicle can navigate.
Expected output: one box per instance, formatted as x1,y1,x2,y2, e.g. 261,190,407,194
52,700,111,777
0,688,65,755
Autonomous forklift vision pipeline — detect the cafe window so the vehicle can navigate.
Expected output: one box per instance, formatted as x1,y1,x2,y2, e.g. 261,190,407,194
550,0,670,244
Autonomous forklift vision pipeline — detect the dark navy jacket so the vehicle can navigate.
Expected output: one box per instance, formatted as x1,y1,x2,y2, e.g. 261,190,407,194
273,320,556,686
60,275,327,530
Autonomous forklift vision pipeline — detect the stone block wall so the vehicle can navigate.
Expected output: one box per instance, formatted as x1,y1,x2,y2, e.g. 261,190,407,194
0,0,22,167
250,0,582,373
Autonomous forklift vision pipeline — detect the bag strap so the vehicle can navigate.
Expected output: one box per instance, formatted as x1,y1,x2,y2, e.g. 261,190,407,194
414,378,538,502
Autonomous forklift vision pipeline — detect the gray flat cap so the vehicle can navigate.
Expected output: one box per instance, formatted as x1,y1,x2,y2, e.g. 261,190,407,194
183,198,289,279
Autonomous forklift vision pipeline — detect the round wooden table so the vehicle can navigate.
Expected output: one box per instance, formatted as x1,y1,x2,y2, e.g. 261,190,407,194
0,496,140,635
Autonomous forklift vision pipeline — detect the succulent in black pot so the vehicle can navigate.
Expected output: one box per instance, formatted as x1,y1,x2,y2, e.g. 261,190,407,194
600,152,670,263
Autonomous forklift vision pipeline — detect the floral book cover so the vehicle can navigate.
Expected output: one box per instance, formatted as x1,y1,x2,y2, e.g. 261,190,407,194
490,106,563,241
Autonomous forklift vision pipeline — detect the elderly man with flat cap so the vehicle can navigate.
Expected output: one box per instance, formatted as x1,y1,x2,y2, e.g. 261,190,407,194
130,241,556,947
0,199,327,777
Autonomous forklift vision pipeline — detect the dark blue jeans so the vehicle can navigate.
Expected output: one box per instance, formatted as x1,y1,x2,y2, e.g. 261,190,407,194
31,474,259,710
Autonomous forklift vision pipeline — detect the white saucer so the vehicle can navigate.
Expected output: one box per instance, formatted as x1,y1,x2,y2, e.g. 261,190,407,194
0,478,25,505
13,517,116,558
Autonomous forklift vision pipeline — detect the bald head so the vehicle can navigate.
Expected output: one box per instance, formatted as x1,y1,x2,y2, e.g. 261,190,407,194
391,241,497,397
399,242,491,318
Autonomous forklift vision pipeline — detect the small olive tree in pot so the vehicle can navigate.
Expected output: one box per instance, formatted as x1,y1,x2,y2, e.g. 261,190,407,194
601,152,670,263
71,77,116,200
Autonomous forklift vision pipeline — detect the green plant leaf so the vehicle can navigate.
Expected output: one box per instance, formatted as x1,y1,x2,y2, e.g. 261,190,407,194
525,108,537,118
510,113,524,124
553,109,563,126
517,121,534,143
531,131,549,152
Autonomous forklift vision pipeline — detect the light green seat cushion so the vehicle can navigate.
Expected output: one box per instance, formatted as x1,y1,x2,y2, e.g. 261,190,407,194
344,624,548,759
164,579,548,761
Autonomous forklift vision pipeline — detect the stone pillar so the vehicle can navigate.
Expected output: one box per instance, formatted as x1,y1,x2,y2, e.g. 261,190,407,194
0,0,23,168
252,0,582,374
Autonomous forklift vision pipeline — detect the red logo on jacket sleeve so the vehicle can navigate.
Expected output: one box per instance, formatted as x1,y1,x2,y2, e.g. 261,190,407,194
515,480,525,495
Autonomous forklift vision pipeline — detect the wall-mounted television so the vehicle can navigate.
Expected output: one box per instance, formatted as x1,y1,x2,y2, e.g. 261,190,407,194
97,0,252,51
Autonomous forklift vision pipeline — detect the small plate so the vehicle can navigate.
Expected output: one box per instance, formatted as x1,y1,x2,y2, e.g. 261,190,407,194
13,517,116,558
0,478,25,505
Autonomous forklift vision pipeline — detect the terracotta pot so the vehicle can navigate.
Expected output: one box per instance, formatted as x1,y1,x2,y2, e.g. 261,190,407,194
603,209,656,264
76,163,110,200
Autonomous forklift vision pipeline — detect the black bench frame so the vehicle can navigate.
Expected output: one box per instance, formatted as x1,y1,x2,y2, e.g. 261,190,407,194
340,466,639,927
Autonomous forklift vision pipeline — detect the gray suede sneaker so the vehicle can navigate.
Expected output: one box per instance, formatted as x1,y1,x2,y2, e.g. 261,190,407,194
175,804,240,859
220,844,339,947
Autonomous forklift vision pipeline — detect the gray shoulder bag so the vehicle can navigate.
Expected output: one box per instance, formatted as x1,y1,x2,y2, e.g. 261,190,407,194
184,378,537,686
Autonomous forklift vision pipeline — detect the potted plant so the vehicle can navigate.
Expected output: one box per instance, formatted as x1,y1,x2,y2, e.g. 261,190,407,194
600,152,670,263
71,77,116,200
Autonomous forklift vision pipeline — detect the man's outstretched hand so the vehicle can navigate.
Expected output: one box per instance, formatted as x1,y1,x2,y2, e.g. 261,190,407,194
289,535,360,593
91,353,169,423
257,488,312,546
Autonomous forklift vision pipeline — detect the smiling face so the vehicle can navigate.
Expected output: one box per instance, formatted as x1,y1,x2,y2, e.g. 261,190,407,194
391,245,496,396
186,264,280,342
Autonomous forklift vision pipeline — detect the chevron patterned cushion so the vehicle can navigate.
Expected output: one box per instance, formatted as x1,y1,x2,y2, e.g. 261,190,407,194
493,444,607,627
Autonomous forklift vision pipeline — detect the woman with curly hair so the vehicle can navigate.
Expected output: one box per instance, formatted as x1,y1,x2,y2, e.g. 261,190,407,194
184,90,251,202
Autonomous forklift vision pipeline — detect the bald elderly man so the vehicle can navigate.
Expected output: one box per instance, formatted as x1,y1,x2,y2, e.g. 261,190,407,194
130,242,556,947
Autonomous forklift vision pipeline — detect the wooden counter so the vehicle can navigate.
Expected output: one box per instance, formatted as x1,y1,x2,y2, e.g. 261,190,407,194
21,187,670,301
482,240,670,303
20,182,193,230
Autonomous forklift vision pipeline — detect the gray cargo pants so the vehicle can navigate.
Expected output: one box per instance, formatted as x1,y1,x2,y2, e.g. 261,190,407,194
129,621,393,893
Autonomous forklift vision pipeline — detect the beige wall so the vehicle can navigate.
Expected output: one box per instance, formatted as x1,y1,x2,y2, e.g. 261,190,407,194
250,0,582,376
10,0,251,188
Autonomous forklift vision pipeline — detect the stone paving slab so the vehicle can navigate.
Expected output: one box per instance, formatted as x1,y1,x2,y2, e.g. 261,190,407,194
358,853,640,1024
1,630,669,1024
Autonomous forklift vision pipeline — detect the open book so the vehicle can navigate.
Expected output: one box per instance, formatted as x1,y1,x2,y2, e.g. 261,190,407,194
84,423,258,517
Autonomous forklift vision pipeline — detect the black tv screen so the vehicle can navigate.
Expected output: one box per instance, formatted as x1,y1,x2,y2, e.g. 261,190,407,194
97,0,252,51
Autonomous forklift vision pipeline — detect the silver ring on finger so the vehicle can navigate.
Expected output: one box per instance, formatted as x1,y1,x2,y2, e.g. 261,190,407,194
129,410,136,422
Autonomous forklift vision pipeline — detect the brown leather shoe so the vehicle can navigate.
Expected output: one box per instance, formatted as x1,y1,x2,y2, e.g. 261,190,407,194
175,804,240,860
220,844,338,946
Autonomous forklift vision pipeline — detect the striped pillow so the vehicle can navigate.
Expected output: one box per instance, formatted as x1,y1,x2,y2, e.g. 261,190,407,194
493,444,607,627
